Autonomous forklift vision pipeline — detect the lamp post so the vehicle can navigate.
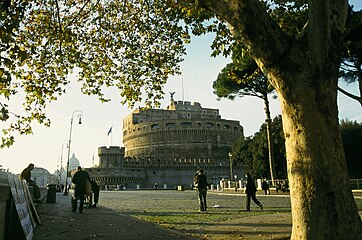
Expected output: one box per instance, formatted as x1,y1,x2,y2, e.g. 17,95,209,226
59,140,68,187
228,152,233,181
63,110,83,196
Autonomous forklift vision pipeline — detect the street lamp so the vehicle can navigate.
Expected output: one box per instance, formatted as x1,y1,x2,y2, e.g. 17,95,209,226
228,152,233,181
63,110,83,196
59,140,67,187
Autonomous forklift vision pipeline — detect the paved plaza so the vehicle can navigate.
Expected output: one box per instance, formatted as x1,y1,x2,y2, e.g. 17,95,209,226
33,190,362,240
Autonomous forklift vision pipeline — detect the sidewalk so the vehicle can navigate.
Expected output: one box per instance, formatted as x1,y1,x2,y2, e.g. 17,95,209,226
33,192,195,240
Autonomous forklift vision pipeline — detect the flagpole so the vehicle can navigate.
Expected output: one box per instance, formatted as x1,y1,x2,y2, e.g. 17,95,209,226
107,125,113,147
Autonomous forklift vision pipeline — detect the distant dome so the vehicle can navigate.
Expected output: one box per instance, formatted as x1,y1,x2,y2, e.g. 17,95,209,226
68,153,80,171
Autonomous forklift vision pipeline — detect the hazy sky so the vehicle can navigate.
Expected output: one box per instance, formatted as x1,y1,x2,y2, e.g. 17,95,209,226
1,1,361,175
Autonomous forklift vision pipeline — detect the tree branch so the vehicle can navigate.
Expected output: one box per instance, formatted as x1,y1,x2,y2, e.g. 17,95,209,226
307,0,348,67
337,86,362,106
195,0,291,69
55,0,63,54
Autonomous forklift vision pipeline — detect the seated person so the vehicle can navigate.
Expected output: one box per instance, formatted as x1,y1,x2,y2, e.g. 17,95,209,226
86,180,100,208
20,163,42,204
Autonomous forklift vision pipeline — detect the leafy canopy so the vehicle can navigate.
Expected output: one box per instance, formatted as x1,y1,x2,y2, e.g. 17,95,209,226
0,0,310,147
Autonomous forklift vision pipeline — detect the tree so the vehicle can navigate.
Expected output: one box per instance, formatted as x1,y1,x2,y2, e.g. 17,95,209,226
1,0,361,238
213,58,277,184
231,115,287,180
0,0,189,146
1,0,32,147
231,136,268,178
194,0,361,238
338,9,362,106
340,119,362,178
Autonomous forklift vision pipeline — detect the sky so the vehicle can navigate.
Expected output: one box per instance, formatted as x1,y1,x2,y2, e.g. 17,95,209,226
1,1,361,175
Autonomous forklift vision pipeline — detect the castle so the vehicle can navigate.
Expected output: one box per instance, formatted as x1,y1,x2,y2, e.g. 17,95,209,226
86,99,244,189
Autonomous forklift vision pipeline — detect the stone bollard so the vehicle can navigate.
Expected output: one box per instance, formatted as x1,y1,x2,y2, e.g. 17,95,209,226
216,184,220,191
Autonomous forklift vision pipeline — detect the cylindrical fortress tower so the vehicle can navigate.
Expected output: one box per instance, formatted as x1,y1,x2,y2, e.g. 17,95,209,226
122,100,243,165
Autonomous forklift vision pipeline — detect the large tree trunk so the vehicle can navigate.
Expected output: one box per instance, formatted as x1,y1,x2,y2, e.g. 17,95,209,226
277,70,362,239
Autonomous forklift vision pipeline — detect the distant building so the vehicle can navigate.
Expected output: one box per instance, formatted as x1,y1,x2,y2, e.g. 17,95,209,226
31,167,51,188
87,99,244,189
53,167,67,185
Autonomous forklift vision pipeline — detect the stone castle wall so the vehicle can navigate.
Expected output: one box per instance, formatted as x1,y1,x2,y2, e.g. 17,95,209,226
88,164,243,189
123,101,243,164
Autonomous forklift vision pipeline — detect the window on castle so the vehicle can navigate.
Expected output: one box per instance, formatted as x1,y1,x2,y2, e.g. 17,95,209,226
224,124,230,129
187,112,191,118
151,124,160,129
205,122,213,128
181,122,192,128
166,123,176,128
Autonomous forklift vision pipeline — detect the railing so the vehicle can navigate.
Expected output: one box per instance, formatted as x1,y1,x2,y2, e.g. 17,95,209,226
350,179,362,190
215,179,362,191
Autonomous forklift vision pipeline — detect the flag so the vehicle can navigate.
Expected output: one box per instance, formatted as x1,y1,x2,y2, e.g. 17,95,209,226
107,126,113,136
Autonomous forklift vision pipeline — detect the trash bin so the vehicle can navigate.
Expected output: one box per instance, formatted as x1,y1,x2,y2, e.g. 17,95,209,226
46,183,57,203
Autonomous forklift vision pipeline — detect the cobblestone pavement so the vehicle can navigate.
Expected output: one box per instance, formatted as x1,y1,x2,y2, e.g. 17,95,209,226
34,190,362,240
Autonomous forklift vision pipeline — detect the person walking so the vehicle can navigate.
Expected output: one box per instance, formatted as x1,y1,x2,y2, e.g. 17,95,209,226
194,168,208,212
20,163,42,204
71,166,91,213
262,178,270,195
245,172,263,211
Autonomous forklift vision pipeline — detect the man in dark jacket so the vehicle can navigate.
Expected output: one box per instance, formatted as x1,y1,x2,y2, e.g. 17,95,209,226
194,168,208,211
71,166,91,213
245,172,263,211
20,163,42,203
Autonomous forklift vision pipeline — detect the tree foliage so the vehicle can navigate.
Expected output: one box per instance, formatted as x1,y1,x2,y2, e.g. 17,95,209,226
231,115,287,180
213,58,274,100
340,119,362,178
212,55,278,182
0,0,197,147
